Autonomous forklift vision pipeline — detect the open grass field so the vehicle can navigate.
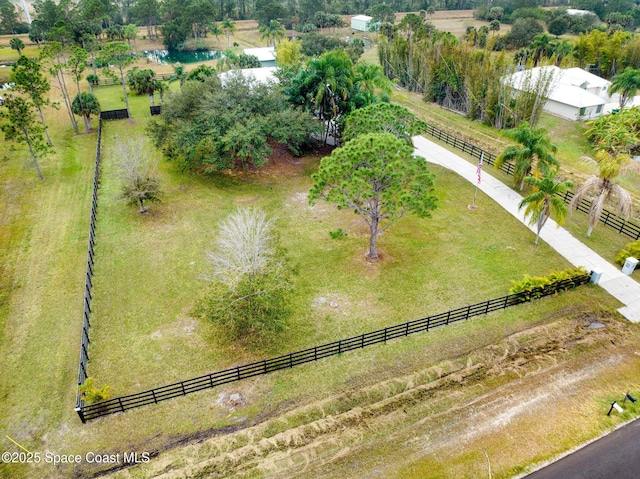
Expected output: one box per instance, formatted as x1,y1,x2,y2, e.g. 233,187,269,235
0,87,634,479
1,12,640,479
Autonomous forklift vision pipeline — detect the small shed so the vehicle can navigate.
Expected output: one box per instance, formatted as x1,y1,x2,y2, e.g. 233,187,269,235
351,15,372,32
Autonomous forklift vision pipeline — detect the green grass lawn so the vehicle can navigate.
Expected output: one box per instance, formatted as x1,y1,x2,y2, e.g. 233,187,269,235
413,120,640,281
0,69,635,479
85,113,587,395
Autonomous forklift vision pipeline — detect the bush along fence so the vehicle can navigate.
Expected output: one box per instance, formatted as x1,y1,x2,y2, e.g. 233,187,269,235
75,272,592,422
421,124,640,241
75,118,103,418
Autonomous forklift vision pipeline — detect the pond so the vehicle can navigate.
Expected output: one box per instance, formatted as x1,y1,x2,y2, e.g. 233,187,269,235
141,49,223,65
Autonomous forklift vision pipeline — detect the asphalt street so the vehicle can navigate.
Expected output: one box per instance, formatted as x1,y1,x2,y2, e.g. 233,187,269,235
524,417,640,479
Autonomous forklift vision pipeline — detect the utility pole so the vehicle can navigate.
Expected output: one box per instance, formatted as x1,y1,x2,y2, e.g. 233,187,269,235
20,0,32,23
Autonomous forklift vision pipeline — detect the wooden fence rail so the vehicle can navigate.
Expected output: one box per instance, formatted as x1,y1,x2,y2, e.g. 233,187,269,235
76,273,592,422
91,72,174,87
75,118,103,416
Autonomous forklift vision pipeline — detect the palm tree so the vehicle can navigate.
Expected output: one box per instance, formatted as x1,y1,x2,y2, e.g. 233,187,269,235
9,37,24,56
519,168,573,245
570,150,640,237
258,20,286,47
221,18,237,48
169,65,187,90
210,22,222,43
553,39,573,67
529,34,553,67
294,50,355,143
71,92,100,134
495,121,560,191
608,67,640,109
354,63,393,101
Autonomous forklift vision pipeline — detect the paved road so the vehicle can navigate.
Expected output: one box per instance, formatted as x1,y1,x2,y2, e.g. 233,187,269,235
524,418,640,478
412,135,640,322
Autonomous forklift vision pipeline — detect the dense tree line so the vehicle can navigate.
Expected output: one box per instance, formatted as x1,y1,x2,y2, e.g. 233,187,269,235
19,0,601,51
378,5,640,129
148,75,319,171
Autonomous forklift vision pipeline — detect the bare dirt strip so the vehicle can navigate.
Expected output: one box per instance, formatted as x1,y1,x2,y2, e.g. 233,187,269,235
97,308,640,479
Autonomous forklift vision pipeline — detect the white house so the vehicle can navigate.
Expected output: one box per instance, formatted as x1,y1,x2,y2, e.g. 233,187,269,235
504,66,609,121
218,67,278,87
243,47,276,67
566,9,593,16
351,15,372,32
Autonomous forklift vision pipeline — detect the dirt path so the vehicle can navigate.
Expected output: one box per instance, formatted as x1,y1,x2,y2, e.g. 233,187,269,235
99,311,640,479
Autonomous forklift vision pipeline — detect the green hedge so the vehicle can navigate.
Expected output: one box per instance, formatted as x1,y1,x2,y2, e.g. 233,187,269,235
615,240,640,268
509,267,589,299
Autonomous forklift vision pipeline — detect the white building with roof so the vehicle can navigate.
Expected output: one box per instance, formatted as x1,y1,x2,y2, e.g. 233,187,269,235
243,47,276,65
566,9,593,16
218,67,278,87
504,66,612,121
351,15,373,32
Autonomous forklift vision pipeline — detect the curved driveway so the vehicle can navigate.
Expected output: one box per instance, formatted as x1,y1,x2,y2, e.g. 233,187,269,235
412,135,640,323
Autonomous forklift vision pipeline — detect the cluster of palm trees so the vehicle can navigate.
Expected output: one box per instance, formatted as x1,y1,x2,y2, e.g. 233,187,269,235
496,121,639,244
514,33,574,68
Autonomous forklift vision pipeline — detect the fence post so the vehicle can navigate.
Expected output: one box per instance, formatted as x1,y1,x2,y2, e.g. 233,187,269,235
75,407,86,424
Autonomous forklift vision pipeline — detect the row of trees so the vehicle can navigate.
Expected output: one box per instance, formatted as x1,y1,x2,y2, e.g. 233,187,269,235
0,39,142,180
378,15,559,129
476,0,640,29
496,121,639,243
378,11,640,130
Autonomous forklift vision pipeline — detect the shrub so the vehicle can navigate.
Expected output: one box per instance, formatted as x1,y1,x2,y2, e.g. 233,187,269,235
509,267,589,299
78,378,111,404
86,74,100,86
201,209,296,341
329,228,347,240
615,240,640,267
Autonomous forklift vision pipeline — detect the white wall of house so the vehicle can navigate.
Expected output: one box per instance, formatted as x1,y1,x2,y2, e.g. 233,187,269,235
544,100,603,121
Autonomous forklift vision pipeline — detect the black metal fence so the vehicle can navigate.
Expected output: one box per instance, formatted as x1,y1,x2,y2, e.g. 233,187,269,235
75,119,103,418
76,273,592,422
556,189,640,240
421,124,640,241
100,109,129,120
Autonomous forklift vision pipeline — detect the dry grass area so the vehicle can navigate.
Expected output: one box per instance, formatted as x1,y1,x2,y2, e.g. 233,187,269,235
100,308,640,479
